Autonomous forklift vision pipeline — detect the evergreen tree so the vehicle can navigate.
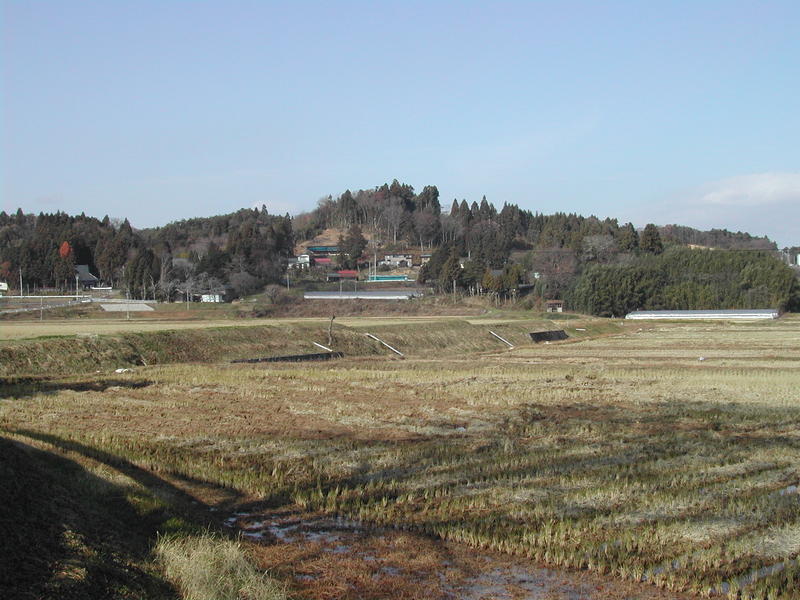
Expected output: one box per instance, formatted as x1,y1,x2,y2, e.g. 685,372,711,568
618,222,639,252
338,224,367,269
438,251,463,292
640,224,664,254
450,199,460,217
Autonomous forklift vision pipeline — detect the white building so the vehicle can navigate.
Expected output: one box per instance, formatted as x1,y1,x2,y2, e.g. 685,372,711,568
381,254,413,268
287,254,311,269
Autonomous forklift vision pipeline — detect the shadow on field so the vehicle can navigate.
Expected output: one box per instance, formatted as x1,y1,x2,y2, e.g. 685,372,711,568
0,376,153,399
9,429,234,513
0,435,177,600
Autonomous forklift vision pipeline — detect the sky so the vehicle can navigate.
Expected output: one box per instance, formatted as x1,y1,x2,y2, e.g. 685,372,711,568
2,1,799,246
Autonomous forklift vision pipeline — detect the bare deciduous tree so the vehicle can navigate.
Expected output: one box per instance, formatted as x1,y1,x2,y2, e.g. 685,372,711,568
383,198,405,244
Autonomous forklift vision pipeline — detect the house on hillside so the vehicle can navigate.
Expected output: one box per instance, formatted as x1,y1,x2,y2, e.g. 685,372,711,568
0,281,8,296
381,254,413,268
408,252,432,267
286,254,311,269
75,265,100,289
545,300,564,313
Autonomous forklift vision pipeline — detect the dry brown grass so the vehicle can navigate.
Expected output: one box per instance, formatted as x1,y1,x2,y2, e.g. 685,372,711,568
156,533,285,600
2,316,799,598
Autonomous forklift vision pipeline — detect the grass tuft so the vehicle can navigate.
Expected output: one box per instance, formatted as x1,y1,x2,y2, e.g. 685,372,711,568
155,533,286,600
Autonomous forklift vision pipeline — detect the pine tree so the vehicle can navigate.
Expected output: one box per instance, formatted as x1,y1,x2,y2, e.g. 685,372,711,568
339,224,367,269
438,251,463,291
640,224,664,254
618,222,639,252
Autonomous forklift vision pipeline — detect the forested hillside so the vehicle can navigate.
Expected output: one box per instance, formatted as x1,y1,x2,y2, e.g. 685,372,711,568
1,178,796,312
0,210,136,291
0,207,293,299
295,179,775,256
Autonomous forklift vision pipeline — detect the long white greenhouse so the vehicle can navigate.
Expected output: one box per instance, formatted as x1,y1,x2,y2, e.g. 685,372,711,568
625,309,779,320
304,291,422,300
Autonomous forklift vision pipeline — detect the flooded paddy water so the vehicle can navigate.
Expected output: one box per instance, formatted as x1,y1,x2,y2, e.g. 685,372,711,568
225,509,694,600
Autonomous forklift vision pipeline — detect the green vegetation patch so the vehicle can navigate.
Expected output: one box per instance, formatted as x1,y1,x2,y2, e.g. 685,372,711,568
571,248,800,316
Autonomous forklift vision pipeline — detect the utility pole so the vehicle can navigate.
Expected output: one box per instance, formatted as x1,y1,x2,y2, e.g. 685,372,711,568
19,270,22,297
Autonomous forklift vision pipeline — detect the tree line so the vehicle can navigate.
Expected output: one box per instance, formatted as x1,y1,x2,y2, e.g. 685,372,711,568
571,248,800,315
0,207,293,300
1,178,794,312
298,180,792,311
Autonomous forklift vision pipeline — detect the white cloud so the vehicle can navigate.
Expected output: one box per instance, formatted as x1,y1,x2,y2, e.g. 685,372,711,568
696,172,800,208
636,172,800,248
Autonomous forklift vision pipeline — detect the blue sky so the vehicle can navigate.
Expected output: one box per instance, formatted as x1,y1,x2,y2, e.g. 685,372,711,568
2,1,799,245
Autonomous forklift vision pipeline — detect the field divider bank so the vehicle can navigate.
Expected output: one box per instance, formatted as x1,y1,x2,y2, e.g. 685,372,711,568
0,317,605,376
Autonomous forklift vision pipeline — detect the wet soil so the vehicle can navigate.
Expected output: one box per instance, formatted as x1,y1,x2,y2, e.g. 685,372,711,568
227,507,697,600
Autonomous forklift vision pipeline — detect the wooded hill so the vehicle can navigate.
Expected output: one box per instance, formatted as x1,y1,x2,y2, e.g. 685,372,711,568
1,178,797,312
0,208,293,300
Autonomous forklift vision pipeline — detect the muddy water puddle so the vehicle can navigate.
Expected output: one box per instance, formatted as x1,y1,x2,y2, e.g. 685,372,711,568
225,510,690,600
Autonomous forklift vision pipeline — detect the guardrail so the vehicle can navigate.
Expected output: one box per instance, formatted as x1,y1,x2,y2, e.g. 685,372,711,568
0,298,92,315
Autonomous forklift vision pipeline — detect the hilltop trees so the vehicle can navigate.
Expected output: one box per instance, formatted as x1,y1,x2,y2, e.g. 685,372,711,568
0,207,294,298
640,224,664,254
617,223,639,253
296,180,792,311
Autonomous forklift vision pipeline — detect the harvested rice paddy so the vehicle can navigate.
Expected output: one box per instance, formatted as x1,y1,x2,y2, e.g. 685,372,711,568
1,315,798,598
